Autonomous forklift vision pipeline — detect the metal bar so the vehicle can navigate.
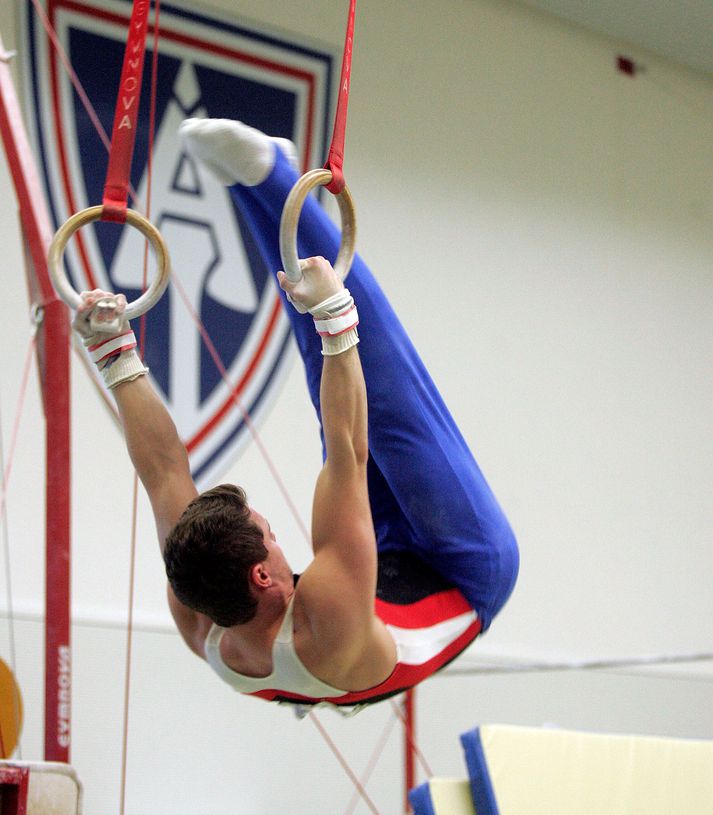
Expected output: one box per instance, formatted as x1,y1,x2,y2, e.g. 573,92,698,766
443,651,713,676
0,30,72,763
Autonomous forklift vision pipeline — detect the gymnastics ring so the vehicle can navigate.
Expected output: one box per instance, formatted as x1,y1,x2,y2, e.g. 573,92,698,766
279,169,356,282
48,206,170,322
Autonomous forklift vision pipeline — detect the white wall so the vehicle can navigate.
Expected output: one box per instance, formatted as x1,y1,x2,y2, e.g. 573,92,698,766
1,0,712,812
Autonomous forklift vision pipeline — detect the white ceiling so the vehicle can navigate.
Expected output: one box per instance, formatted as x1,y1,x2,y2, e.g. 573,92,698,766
515,0,713,77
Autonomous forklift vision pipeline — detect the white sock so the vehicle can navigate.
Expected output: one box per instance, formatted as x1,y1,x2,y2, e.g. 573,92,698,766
179,118,298,187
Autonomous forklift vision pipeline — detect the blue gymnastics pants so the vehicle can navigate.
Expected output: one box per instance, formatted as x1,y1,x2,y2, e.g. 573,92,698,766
228,149,518,631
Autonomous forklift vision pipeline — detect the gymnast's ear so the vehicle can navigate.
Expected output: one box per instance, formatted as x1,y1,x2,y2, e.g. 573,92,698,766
250,562,272,589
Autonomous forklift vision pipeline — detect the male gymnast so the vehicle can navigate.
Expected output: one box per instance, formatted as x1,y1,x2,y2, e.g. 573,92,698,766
73,119,518,707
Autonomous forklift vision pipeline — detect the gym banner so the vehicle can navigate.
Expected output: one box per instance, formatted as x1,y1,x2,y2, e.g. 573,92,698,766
23,0,335,487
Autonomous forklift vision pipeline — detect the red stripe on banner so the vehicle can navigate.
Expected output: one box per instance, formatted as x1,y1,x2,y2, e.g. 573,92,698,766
185,294,283,451
375,589,474,630
57,0,317,80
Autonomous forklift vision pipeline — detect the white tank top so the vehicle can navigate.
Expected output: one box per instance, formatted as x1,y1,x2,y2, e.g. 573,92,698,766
204,596,346,698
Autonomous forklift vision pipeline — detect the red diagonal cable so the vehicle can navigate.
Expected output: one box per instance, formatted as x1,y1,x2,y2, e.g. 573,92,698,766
138,0,161,358
309,711,383,815
30,0,109,151
344,709,399,815
0,335,37,527
0,396,23,762
0,335,37,764
390,698,433,777
119,473,140,815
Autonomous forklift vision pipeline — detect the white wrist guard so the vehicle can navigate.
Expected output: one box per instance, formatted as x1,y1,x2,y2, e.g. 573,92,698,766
85,331,148,389
309,289,359,356
319,328,359,356
101,350,149,389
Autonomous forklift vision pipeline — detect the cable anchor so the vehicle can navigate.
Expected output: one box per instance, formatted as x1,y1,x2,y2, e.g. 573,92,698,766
29,303,44,336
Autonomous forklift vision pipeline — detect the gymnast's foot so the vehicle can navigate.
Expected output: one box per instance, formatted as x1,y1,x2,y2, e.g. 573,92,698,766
179,118,298,187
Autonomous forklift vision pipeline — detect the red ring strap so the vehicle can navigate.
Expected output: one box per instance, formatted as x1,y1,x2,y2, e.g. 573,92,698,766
101,0,152,223
324,0,356,195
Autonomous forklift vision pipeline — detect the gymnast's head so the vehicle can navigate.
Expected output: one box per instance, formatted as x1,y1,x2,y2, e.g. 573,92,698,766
163,484,290,626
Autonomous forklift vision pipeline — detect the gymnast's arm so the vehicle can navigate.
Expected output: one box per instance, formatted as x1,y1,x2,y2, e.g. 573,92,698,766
299,347,379,653
112,376,198,546
277,259,379,664
111,377,209,654
73,291,204,652
312,344,374,573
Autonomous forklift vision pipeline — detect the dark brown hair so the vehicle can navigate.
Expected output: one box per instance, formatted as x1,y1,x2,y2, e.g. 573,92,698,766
163,484,267,626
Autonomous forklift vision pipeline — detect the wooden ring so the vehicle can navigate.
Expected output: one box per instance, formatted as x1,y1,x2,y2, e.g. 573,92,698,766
47,206,171,320
279,169,356,282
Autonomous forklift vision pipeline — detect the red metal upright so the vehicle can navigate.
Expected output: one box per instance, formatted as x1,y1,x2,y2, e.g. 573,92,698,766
0,33,72,762
404,688,416,813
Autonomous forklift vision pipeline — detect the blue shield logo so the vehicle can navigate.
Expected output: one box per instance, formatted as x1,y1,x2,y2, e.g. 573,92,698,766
24,0,335,486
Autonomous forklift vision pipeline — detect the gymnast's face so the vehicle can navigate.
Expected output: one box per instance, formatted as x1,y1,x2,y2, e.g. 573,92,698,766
249,508,292,584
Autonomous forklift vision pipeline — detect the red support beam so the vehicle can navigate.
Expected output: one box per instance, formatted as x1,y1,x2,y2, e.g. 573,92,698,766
403,689,416,813
0,33,72,762
42,296,72,762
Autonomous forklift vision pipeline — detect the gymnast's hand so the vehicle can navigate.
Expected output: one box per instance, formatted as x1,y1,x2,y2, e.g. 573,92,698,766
277,256,344,315
73,289,129,341
278,257,359,357
72,289,148,389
